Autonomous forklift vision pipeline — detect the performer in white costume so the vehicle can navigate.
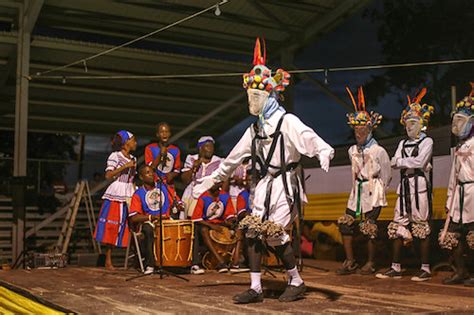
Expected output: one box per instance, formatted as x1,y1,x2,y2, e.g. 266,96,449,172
376,88,435,281
194,38,334,303
336,86,391,276
439,83,474,286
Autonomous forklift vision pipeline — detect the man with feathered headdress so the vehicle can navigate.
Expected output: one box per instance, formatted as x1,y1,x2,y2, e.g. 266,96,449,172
194,38,334,303
376,88,435,282
336,86,391,276
439,83,474,286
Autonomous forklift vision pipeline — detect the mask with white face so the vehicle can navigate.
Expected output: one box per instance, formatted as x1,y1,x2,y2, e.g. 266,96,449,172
452,113,473,139
405,119,422,140
247,89,270,116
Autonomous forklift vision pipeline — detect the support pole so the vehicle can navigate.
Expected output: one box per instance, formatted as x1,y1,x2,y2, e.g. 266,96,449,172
12,0,43,264
12,3,30,263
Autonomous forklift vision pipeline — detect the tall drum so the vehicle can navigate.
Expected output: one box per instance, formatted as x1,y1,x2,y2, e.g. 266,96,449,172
154,220,194,267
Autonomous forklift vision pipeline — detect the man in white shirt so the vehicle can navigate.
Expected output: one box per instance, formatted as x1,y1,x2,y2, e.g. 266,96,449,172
194,38,334,304
439,83,474,286
181,136,222,218
336,86,391,276
376,88,435,282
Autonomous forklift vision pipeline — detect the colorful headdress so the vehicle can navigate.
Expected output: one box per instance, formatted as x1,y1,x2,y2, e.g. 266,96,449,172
345,86,382,129
400,88,434,128
453,82,474,117
242,38,290,94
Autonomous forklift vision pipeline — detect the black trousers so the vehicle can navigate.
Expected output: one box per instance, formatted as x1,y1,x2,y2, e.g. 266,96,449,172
192,223,202,266
141,224,155,268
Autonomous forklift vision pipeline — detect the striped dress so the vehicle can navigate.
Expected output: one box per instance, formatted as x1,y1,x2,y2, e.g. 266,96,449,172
94,151,136,248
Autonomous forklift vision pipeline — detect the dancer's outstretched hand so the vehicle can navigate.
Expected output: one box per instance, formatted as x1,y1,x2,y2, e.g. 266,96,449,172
320,157,330,172
193,175,216,198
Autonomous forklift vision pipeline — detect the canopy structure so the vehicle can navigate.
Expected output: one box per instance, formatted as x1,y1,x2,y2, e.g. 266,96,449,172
0,0,370,262
0,0,370,141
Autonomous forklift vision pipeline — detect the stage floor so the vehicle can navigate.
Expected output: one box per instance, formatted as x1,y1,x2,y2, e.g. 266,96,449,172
0,260,473,314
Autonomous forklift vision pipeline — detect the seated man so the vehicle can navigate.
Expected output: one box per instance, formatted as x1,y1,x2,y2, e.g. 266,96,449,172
192,183,247,273
236,187,251,220
128,165,183,274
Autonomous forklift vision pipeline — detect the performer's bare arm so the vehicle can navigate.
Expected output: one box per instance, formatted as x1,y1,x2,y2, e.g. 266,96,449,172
129,214,159,224
149,147,166,171
181,159,202,185
197,220,223,232
105,160,135,180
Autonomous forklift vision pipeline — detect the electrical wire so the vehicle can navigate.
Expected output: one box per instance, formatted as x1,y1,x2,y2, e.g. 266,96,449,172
33,0,230,77
28,58,474,82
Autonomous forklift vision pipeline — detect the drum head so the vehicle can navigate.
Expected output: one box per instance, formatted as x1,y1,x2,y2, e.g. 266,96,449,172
210,228,236,245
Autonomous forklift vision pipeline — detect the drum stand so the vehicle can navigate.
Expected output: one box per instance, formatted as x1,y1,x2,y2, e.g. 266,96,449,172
126,178,189,282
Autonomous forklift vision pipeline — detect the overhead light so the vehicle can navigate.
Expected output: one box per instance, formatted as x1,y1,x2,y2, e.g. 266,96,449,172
214,2,221,16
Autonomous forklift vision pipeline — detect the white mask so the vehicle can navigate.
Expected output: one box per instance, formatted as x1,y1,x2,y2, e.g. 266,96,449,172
247,89,269,116
452,113,473,138
405,119,422,140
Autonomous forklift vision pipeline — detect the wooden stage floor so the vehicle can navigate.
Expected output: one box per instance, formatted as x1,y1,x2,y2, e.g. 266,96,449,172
1,260,473,314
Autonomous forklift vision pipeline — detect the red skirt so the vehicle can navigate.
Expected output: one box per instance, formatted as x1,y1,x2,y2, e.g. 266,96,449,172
94,199,129,248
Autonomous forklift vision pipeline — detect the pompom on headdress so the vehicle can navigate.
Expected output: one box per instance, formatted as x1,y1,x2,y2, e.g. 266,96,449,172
400,87,434,129
453,82,474,117
242,38,290,95
346,86,382,129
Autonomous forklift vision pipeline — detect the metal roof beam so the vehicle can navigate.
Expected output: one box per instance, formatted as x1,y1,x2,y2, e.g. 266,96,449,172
27,99,217,120
24,0,43,33
44,23,248,55
28,62,241,91
0,32,247,72
245,0,292,33
28,82,226,106
44,0,285,41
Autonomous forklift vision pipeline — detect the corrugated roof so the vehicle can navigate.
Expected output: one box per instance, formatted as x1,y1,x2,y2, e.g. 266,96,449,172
0,0,370,146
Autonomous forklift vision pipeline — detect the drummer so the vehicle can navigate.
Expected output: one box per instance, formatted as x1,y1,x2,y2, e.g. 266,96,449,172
192,182,248,273
128,165,184,274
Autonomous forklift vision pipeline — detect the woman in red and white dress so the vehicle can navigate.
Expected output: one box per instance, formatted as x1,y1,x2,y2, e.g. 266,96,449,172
94,130,137,270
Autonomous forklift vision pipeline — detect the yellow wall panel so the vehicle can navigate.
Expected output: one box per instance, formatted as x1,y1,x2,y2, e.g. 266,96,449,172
304,188,448,221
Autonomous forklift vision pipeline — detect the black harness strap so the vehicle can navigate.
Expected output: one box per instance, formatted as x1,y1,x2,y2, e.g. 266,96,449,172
250,113,301,218
399,137,432,216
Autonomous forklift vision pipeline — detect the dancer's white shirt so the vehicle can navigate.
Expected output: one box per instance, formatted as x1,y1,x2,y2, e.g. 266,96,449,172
446,136,474,224
392,137,433,224
194,111,334,245
346,143,391,213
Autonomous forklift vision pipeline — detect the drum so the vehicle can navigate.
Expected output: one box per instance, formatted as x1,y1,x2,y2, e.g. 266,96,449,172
154,220,194,267
202,227,237,270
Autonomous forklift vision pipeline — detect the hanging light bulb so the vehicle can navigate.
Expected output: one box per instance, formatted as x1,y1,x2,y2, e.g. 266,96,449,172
214,2,221,16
